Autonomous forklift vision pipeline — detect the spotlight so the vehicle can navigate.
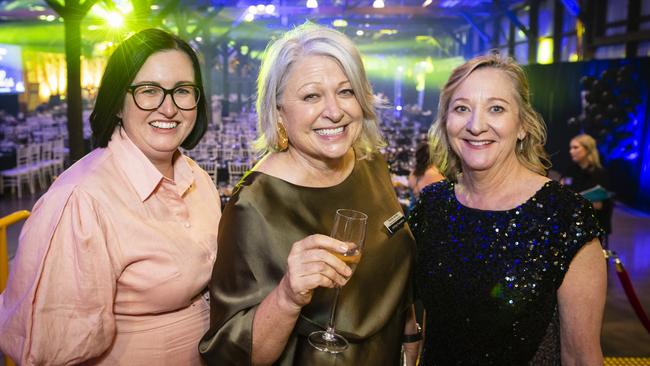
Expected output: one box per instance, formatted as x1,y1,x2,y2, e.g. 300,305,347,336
106,12,124,28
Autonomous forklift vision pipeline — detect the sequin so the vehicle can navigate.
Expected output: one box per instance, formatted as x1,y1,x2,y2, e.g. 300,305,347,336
409,180,602,365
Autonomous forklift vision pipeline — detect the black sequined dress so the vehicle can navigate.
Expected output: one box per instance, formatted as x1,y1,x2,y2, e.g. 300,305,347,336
409,180,602,366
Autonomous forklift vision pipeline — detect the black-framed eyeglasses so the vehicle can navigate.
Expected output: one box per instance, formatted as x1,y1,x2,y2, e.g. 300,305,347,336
127,83,201,111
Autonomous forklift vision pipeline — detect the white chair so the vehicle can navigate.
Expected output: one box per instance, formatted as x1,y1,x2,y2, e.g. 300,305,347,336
26,144,45,188
198,160,218,186
38,140,56,187
227,161,251,186
0,146,37,197
51,138,66,176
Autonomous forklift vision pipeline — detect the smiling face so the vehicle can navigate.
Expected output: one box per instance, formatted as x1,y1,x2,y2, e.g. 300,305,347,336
277,54,363,164
446,67,526,174
119,49,197,167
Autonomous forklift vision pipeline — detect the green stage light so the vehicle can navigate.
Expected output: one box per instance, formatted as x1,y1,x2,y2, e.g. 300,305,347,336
106,12,124,28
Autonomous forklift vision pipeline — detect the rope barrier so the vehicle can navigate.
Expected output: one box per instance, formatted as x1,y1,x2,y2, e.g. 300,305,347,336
604,250,650,334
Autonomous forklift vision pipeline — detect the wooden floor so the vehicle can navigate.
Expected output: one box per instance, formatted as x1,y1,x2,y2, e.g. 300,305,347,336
1,189,649,363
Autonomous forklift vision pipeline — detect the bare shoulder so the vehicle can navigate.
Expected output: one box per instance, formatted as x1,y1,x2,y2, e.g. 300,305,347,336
254,153,285,177
529,173,552,190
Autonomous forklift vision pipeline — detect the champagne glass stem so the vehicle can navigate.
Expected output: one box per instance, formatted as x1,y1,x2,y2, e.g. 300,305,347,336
324,287,342,338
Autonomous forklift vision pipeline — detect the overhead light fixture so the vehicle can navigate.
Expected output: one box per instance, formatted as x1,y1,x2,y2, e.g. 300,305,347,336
537,37,553,64
422,0,433,7
106,12,124,28
372,0,385,8
379,29,398,35
440,0,460,7
306,0,318,9
356,30,364,36
244,12,255,22
332,19,348,27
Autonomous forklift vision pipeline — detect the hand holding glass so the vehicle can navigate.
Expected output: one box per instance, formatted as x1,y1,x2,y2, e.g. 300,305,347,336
308,209,367,353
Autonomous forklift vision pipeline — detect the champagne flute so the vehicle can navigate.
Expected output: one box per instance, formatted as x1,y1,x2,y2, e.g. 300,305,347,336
308,209,367,353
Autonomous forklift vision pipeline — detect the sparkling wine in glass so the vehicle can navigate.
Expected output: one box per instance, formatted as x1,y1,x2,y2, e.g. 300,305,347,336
308,209,367,354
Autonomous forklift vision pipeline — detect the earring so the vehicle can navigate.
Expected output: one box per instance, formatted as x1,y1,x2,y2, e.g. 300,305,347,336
517,139,524,152
276,121,289,151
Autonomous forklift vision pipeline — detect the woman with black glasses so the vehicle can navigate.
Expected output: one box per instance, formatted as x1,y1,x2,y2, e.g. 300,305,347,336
0,28,221,365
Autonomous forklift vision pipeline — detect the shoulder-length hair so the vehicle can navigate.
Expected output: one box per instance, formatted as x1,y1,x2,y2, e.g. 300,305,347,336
572,134,602,170
428,52,551,181
90,28,207,149
254,22,385,159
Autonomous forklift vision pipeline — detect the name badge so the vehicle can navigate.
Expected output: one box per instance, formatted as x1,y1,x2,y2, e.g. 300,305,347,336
384,212,406,235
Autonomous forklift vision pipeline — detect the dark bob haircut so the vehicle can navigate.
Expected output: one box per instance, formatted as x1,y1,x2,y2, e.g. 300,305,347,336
90,28,207,149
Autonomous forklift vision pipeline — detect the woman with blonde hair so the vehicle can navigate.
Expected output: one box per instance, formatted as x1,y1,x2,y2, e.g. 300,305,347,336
410,53,606,365
563,133,613,243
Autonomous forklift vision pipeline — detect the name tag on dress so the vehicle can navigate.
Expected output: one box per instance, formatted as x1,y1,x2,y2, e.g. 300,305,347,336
384,212,406,235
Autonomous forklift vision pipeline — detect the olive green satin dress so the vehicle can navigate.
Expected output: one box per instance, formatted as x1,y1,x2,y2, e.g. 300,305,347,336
199,154,415,365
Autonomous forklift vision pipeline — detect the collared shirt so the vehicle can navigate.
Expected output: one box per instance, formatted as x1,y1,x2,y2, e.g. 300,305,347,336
0,129,221,365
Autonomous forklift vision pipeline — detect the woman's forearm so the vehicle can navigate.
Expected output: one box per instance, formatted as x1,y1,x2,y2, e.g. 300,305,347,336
251,277,303,366
402,305,422,366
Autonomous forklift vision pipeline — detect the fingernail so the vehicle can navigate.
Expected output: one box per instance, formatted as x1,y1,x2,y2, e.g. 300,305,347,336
345,266,353,276
339,244,348,252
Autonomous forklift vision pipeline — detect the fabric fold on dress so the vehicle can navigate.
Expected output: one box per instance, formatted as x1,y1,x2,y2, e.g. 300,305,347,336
200,154,415,366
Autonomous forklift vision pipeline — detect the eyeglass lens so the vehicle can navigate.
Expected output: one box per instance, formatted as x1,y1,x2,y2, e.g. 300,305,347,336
132,85,199,110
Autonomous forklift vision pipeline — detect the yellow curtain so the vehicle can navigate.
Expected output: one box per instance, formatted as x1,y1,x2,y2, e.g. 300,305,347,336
22,50,106,108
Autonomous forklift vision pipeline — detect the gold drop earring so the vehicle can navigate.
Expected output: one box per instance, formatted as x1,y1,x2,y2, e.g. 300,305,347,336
276,121,289,151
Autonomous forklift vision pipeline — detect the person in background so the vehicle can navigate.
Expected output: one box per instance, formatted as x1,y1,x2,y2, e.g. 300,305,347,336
0,28,221,365
200,23,419,365
407,142,444,200
562,133,613,247
410,53,606,365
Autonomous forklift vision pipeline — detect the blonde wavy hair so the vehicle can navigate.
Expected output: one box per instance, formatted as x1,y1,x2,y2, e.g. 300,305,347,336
571,134,602,170
253,22,385,159
428,52,551,181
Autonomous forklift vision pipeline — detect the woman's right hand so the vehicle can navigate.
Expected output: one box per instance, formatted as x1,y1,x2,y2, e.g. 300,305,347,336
278,234,353,310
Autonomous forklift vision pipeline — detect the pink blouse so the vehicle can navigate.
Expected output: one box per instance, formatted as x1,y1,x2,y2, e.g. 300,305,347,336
0,129,221,365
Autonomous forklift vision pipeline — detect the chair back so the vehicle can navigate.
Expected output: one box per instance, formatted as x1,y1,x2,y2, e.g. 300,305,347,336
14,146,29,168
